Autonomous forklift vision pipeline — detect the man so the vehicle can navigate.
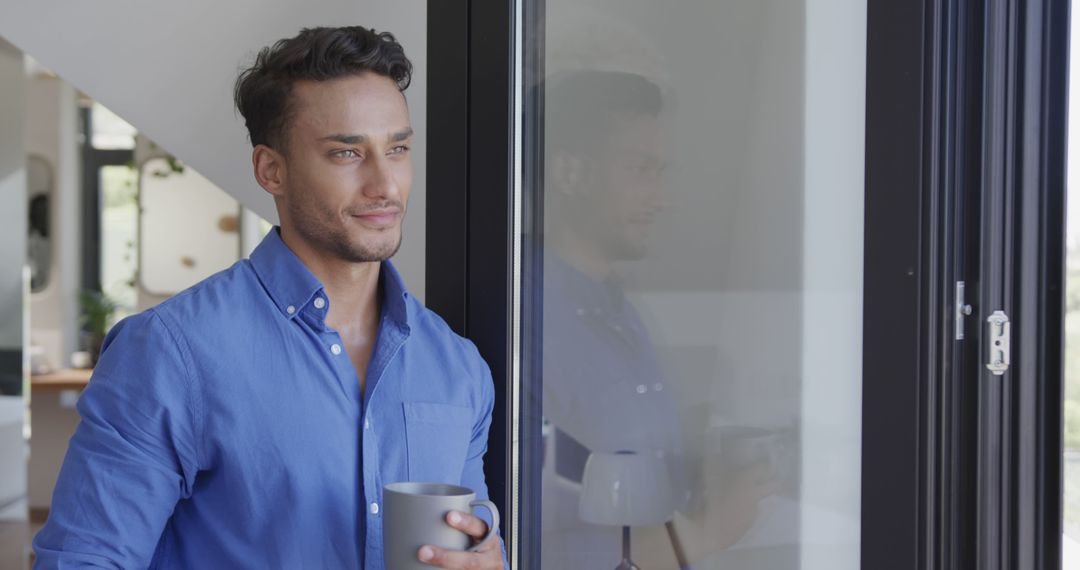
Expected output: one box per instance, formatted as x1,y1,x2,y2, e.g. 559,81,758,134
34,27,506,570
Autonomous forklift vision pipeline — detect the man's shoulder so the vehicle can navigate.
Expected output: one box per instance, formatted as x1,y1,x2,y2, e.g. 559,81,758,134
132,259,259,334
406,297,487,372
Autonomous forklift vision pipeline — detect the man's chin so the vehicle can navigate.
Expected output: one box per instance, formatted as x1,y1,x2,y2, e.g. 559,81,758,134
337,234,403,263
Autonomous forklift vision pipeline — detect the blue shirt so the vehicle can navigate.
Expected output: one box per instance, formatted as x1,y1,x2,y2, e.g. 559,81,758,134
33,228,503,569
538,253,687,570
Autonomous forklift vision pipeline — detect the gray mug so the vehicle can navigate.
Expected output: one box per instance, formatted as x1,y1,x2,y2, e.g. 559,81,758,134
383,482,500,570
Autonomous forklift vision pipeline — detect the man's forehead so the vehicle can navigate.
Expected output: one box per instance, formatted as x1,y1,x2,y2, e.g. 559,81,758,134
291,78,410,133
292,75,406,111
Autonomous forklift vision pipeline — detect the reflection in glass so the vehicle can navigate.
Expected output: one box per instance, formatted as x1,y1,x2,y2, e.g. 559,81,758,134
527,1,865,568
539,69,691,569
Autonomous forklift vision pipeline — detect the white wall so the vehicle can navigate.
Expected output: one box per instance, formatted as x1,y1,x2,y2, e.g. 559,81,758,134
139,157,242,296
26,74,81,371
0,0,428,300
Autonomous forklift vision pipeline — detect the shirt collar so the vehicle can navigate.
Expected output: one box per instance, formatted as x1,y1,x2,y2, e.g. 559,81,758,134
249,227,411,328
544,250,626,314
379,255,411,329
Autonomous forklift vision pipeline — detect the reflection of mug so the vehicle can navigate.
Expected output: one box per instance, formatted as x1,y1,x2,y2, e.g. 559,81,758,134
383,482,500,570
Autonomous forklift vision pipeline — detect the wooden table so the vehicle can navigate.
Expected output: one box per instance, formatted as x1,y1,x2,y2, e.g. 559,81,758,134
30,369,93,392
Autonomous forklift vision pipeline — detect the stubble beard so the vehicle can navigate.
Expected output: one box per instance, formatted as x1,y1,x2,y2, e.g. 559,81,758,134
289,199,404,263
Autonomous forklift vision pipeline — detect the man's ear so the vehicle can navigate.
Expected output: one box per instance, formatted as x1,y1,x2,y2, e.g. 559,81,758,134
548,151,590,197
252,144,287,197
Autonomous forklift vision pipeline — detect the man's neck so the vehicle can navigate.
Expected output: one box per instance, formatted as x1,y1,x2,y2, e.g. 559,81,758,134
551,229,612,282
277,226,381,333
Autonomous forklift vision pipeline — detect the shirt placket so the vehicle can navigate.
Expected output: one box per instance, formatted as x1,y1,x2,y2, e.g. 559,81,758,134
295,294,362,402
361,398,382,567
362,314,409,568
300,294,374,565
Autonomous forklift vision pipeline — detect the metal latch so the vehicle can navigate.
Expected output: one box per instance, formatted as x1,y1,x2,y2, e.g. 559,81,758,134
986,310,1010,375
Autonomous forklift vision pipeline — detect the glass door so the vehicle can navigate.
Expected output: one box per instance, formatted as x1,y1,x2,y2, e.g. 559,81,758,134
519,1,864,568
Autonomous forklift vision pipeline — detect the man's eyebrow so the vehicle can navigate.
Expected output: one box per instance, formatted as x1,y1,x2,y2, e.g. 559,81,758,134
320,133,367,144
389,128,414,142
318,128,413,144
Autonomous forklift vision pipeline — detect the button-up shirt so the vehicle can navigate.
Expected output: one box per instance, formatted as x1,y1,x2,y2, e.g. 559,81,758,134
33,227,503,569
538,253,685,570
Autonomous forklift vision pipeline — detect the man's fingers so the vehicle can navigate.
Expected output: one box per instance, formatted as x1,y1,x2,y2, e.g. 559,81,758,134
416,515,502,569
417,544,484,569
446,510,489,540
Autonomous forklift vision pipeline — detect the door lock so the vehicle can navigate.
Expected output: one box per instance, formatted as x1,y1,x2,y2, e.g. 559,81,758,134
986,310,1010,376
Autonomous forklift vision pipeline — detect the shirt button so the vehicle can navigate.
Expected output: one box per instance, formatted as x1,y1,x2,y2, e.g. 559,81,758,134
370,502,380,515
286,305,296,315
364,418,371,430
636,384,647,394
314,297,326,309
330,344,342,355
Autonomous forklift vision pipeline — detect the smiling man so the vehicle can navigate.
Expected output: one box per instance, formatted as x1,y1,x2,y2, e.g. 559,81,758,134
33,27,506,570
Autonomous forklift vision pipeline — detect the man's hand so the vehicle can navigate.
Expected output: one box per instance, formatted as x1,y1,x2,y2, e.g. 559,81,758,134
416,510,504,569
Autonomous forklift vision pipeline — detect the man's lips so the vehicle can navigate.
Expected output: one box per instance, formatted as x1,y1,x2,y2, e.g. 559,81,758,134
351,209,401,226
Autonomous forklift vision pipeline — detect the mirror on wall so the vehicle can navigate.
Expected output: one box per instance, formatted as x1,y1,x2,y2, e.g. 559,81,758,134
27,154,52,294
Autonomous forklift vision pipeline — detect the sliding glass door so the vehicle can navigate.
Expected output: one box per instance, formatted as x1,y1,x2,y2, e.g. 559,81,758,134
425,0,1069,568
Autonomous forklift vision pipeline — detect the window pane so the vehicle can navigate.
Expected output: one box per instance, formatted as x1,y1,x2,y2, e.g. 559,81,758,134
524,1,865,568
99,164,139,321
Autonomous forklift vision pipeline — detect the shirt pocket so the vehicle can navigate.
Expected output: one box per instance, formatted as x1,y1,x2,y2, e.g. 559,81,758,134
403,402,473,485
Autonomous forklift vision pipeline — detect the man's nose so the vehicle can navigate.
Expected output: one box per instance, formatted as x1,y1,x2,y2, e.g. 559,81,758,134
362,155,400,200
645,179,671,212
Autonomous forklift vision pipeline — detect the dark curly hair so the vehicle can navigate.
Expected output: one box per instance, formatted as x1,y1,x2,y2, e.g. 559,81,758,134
234,26,412,153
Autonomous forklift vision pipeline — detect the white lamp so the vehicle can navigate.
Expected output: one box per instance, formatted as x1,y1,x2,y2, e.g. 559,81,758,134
579,450,678,569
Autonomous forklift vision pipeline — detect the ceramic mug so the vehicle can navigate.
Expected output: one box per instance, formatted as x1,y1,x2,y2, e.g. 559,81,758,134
383,482,499,570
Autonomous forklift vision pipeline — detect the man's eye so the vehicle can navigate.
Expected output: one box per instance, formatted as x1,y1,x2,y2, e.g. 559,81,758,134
331,149,361,159
388,145,411,155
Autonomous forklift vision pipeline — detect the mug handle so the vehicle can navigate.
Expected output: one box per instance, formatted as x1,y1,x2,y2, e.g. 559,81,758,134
466,499,500,553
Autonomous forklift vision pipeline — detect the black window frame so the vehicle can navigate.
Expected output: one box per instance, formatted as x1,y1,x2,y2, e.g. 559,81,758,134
79,105,135,295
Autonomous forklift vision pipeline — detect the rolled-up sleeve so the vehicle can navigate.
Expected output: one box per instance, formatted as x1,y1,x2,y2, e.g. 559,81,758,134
33,309,201,569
